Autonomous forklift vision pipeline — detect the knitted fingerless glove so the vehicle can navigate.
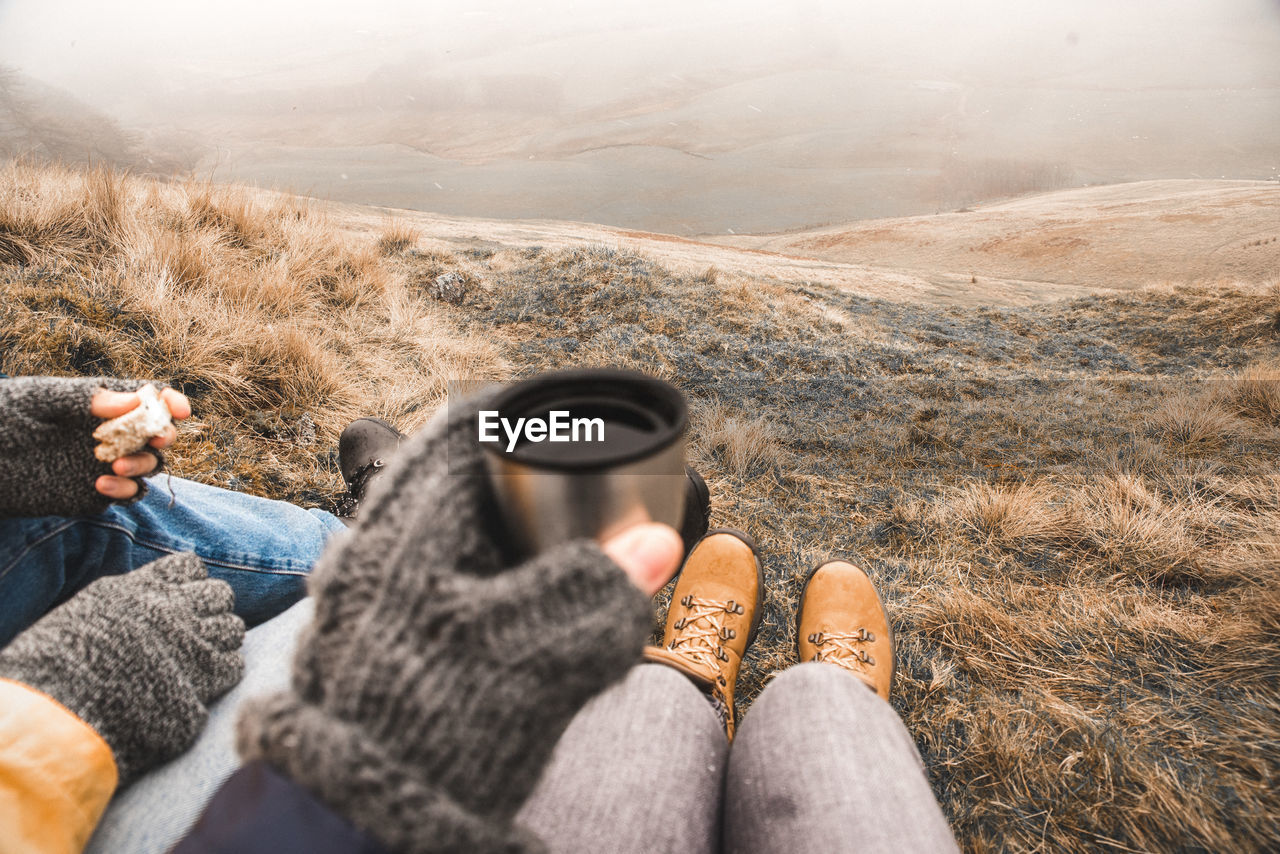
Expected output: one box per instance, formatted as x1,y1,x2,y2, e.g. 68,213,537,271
236,398,653,854
0,554,246,784
0,375,161,518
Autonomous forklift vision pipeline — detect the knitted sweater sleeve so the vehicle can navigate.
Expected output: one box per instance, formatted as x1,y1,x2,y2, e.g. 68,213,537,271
234,394,654,854
0,376,155,518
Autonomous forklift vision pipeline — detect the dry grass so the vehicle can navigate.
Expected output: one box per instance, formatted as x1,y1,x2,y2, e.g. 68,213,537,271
375,218,420,255
1148,393,1247,447
1218,358,1280,427
947,481,1062,548
692,399,783,478
4,160,1278,852
0,160,503,502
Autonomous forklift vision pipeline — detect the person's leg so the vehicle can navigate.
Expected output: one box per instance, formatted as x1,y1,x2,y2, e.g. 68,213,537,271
515,529,763,853
515,663,727,854
724,662,958,854
90,629,726,854
84,598,314,854
0,476,343,645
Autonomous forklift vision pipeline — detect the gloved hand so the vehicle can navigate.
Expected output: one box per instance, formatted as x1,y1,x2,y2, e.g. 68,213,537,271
236,398,659,854
0,553,245,784
0,375,167,517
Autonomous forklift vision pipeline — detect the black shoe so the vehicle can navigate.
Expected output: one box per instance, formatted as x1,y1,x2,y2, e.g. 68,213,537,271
334,418,405,522
679,465,712,556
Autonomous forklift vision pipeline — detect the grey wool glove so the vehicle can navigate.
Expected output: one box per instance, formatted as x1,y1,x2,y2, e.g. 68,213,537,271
236,397,654,854
0,553,245,784
0,375,161,518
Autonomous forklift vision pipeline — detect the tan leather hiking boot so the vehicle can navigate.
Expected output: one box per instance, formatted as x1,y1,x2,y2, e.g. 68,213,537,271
797,560,895,701
644,529,761,739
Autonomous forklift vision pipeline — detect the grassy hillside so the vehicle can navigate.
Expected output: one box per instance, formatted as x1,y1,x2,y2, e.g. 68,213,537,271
0,66,188,173
3,161,1278,852
0,160,503,501
722,179,1280,295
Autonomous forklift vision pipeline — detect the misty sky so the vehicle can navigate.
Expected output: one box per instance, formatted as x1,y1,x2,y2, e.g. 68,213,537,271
4,0,1278,107
2,0,1277,232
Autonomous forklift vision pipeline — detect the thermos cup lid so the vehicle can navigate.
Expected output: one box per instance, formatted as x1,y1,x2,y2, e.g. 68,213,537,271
484,368,688,471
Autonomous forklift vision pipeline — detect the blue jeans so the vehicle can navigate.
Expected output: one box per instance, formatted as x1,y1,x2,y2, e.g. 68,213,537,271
0,475,345,647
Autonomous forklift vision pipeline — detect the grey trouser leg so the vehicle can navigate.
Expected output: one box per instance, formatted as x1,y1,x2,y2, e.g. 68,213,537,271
724,663,959,854
517,663,727,854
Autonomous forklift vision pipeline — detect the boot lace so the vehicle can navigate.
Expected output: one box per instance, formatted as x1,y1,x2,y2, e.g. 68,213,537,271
808,628,877,674
667,594,744,679
333,459,385,519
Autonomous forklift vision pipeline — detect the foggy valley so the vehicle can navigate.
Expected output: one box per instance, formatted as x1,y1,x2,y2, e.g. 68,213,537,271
1,0,1277,235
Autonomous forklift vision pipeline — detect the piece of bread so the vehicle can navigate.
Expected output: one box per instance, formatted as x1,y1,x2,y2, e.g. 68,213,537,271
92,384,173,463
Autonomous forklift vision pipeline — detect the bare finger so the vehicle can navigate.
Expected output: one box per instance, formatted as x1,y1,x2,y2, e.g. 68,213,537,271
148,424,178,449
90,390,140,419
113,452,158,478
96,475,140,500
601,523,684,597
161,388,192,421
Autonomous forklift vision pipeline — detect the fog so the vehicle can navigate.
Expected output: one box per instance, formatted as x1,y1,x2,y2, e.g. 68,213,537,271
2,0,1277,233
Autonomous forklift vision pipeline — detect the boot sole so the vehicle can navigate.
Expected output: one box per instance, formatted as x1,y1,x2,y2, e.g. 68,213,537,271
797,559,897,696
690,527,766,647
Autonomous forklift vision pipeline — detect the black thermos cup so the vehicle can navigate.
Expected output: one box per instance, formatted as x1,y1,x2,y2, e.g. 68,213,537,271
480,368,688,557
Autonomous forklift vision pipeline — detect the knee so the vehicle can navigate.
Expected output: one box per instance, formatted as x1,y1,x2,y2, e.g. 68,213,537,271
765,661,882,705
617,663,720,716
743,662,893,736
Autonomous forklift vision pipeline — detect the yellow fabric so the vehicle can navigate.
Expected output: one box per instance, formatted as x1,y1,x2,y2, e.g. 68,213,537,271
0,678,118,854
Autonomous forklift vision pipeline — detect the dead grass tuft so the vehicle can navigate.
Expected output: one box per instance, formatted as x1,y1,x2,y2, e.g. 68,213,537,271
1219,358,1280,426
1148,393,1246,447
1214,514,1280,586
184,181,266,247
693,399,783,478
948,481,1062,547
81,165,127,248
0,161,129,264
1076,473,1211,583
376,219,420,255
